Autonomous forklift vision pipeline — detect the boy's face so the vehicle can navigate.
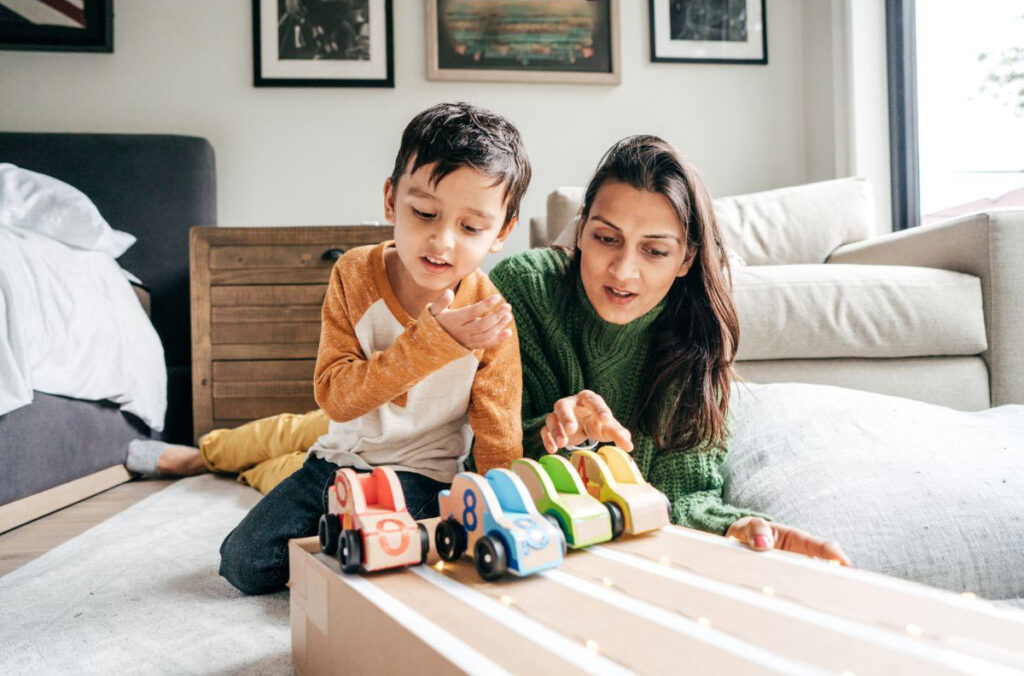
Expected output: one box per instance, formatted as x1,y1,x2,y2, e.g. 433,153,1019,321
384,160,514,294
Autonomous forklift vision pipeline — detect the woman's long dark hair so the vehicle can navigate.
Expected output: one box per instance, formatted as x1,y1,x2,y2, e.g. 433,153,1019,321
572,135,739,452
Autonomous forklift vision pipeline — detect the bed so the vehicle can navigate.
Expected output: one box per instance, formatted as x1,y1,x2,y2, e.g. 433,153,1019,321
0,132,215,532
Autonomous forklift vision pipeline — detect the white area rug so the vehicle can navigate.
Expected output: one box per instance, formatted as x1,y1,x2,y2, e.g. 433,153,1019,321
0,475,291,674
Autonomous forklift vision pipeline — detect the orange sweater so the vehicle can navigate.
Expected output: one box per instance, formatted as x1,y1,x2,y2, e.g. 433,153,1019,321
311,241,522,481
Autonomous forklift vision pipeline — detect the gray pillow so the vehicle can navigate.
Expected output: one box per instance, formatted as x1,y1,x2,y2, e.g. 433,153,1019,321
722,382,1024,600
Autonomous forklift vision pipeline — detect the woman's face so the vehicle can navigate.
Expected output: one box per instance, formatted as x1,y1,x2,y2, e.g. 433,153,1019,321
577,181,694,325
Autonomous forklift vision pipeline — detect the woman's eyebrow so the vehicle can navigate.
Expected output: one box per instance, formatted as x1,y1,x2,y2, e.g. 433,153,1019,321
592,215,680,242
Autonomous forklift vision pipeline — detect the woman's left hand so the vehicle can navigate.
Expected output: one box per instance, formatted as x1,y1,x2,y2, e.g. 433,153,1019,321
726,516,853,567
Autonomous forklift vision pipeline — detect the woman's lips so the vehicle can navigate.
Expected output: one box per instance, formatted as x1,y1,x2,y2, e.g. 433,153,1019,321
603,285,637,305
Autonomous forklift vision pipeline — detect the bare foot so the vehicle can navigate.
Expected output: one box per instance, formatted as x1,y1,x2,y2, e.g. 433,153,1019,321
156,445,207,476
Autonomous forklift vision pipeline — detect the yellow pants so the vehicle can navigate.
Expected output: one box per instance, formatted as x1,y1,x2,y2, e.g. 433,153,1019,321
199,409,330,494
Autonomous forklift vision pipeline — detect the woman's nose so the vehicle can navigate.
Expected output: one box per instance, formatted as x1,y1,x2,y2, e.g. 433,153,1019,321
610,250,640,280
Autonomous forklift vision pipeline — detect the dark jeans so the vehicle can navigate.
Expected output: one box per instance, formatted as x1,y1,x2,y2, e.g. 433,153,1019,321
219,455,449,595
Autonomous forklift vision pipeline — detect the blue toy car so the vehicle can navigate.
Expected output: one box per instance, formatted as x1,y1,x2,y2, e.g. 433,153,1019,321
435,469,565,581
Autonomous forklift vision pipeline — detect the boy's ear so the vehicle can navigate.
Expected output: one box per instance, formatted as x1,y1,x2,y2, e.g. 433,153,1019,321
383,178,396,222
676,245,697,278
490,217,517,253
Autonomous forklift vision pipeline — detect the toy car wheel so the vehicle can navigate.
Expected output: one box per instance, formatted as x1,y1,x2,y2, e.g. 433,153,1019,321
544,512,568,556
664,495,673,521
417,523,430,566
604,501,625,540
319,513,340,555
474,534,508,582
435,518,466,562
338,529,363,574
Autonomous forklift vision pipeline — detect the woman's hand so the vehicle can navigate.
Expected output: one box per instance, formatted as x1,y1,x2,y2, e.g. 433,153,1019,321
540,390,633,454
726,516,853,567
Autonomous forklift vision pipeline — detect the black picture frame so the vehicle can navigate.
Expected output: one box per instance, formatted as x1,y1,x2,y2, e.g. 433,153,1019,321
253,0,394,88
0,0,113,53
649,0,767,65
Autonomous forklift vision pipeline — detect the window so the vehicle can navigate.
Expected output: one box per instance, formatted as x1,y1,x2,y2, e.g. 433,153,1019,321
888,0,1024,230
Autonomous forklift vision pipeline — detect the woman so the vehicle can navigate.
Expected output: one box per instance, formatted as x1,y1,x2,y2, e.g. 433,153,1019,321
490,135,851,564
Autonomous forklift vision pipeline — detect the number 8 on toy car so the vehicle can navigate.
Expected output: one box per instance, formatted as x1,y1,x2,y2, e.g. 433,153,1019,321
435,469,565,581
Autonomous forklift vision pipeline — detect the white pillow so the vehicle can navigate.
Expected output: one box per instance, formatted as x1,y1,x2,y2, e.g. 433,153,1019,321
0,163,135,258
722,382,1024,600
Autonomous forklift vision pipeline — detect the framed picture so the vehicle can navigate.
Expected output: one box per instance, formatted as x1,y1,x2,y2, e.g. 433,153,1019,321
253,0,393,87
426,0,620,85
649,0,767,65
0,0,112,52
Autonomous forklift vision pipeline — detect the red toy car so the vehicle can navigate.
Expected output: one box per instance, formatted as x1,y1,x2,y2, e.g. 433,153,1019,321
319,467,429,573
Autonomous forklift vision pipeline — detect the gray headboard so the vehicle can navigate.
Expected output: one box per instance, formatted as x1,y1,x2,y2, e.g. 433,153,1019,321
0,132,216,442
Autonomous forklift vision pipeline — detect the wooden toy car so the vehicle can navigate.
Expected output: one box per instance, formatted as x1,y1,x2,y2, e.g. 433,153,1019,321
571,446,672,535
511,456,621,547
319,466,429,574
435,469,565,581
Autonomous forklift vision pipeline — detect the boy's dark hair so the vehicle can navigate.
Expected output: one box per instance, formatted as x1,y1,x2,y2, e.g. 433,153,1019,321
389,102,531,228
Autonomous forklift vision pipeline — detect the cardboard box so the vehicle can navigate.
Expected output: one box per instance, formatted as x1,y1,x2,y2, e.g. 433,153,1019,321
290,522,1024,675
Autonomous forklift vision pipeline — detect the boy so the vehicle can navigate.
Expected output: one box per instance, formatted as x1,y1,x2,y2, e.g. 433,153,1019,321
217,102,531,594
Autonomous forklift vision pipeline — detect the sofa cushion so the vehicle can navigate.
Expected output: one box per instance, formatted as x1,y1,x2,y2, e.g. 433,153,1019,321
735,356,991,411
722,382,1024,599
546,178,874,265
714,178,875,265
732,264,986,360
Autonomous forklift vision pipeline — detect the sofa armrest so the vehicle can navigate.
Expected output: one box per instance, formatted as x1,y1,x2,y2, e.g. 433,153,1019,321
529,216,548,249
828,210,1024,405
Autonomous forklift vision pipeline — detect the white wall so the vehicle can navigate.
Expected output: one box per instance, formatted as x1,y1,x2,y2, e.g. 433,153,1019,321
1,0,826,259
844,0,893,234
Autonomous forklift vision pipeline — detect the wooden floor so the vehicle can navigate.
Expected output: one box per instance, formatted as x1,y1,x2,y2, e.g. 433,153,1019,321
0,478,176,577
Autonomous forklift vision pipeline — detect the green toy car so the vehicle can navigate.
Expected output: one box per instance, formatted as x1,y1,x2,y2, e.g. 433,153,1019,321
511,455,623,548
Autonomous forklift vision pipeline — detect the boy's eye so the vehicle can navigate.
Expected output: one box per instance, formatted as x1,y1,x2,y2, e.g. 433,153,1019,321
412,207,436,219
462,224,483,235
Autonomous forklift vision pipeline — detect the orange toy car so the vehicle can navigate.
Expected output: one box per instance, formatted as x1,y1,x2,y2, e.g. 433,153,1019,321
318,467,429,574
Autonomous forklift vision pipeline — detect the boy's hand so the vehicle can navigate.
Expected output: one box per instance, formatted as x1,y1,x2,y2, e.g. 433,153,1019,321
726,516,853,567
540,390,633,454
429,290,513,351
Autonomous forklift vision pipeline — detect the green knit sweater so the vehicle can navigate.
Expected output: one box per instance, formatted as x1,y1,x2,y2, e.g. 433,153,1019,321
490,248,765,535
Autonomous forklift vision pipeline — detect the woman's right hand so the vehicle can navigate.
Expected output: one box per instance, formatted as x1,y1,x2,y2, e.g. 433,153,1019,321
540,390,633,454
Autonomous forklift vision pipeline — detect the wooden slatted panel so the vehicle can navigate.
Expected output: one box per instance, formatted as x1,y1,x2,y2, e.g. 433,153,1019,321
212,419,258,430
210,285,325,307
190,229,214,438
209,244,348,270
211,321,321,345
191,226,393,440
213,360,316,382
209,268,335,285
211,343,320,360
196,225,391,247
212,306,322,323
213,381,313,398
214,396,319,420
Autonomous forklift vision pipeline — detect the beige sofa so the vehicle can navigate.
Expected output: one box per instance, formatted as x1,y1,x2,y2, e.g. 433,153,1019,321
530,178,1024,410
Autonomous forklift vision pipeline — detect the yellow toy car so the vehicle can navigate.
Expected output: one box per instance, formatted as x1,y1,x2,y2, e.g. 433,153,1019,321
571,446,671,535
